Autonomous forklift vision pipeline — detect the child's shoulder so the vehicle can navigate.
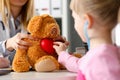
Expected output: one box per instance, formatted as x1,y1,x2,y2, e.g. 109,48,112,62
83,44,120,62
93,44,118,52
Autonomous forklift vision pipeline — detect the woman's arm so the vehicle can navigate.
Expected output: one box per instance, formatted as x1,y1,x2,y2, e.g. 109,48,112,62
0,57,10,68
0,40,12,57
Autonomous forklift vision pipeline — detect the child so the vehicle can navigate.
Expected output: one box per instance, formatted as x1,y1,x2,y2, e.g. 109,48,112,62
53,0,120,80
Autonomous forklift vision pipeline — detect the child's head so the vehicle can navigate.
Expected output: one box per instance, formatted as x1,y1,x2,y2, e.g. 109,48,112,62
70,0,120,43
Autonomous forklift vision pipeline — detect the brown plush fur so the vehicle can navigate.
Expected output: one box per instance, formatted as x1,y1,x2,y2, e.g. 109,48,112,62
12,14,61,72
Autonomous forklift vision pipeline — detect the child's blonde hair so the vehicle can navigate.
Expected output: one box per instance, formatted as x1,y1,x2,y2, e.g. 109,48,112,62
0,0,34,28
70,0,120,29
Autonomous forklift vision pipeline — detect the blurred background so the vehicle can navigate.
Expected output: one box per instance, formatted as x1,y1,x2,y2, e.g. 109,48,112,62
34,0,87,53
34,0,120,53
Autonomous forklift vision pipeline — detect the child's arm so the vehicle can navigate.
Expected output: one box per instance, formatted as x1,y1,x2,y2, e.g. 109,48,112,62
58,51,80,73
53,41,80,72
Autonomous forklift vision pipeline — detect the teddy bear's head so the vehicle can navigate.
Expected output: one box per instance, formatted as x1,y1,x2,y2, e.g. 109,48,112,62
27,14,60,39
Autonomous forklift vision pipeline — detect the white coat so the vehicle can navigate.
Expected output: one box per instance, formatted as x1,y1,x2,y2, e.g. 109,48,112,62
0,13,27,58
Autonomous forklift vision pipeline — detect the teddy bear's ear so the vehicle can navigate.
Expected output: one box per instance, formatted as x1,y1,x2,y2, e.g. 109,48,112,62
49,24,60,38
27,16,42,34
51,26,58,35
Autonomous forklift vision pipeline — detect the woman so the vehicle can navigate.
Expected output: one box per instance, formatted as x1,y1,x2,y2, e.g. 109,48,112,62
0,0,34,67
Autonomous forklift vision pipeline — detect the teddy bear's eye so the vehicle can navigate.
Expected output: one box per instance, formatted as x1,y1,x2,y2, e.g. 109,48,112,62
27,32,30,34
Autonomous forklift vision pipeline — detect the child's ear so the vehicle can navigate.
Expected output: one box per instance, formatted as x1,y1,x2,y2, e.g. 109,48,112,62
84,14,93,29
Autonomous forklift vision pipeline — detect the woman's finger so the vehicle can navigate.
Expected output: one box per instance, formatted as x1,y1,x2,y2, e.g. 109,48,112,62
16,39,32,46
14,42,28,50
16,33,34,40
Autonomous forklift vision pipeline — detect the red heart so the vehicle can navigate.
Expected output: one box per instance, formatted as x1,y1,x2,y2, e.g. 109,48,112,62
40,38,55,54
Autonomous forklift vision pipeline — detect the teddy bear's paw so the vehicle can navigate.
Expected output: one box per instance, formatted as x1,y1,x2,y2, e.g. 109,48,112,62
35,56,59,72
12,62,30,72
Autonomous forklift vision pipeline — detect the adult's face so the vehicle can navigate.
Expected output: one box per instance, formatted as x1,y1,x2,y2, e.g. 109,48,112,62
9,0,28,7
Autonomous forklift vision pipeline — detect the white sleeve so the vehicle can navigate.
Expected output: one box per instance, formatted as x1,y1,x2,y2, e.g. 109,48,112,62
0,40,8,57
0,40,15,57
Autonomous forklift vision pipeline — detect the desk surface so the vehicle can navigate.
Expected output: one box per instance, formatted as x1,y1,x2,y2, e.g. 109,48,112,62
0,70,77,80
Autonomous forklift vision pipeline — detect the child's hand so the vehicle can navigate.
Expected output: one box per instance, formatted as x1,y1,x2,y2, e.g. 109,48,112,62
53,40,69,55
0,57,10,68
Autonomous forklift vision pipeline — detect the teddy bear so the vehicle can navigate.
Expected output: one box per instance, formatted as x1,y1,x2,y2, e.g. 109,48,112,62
12,14,61,72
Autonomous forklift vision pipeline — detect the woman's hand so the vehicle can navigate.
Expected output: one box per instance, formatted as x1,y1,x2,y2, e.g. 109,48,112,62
0,57,10,68
6,33,34,51
53,36,69,55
